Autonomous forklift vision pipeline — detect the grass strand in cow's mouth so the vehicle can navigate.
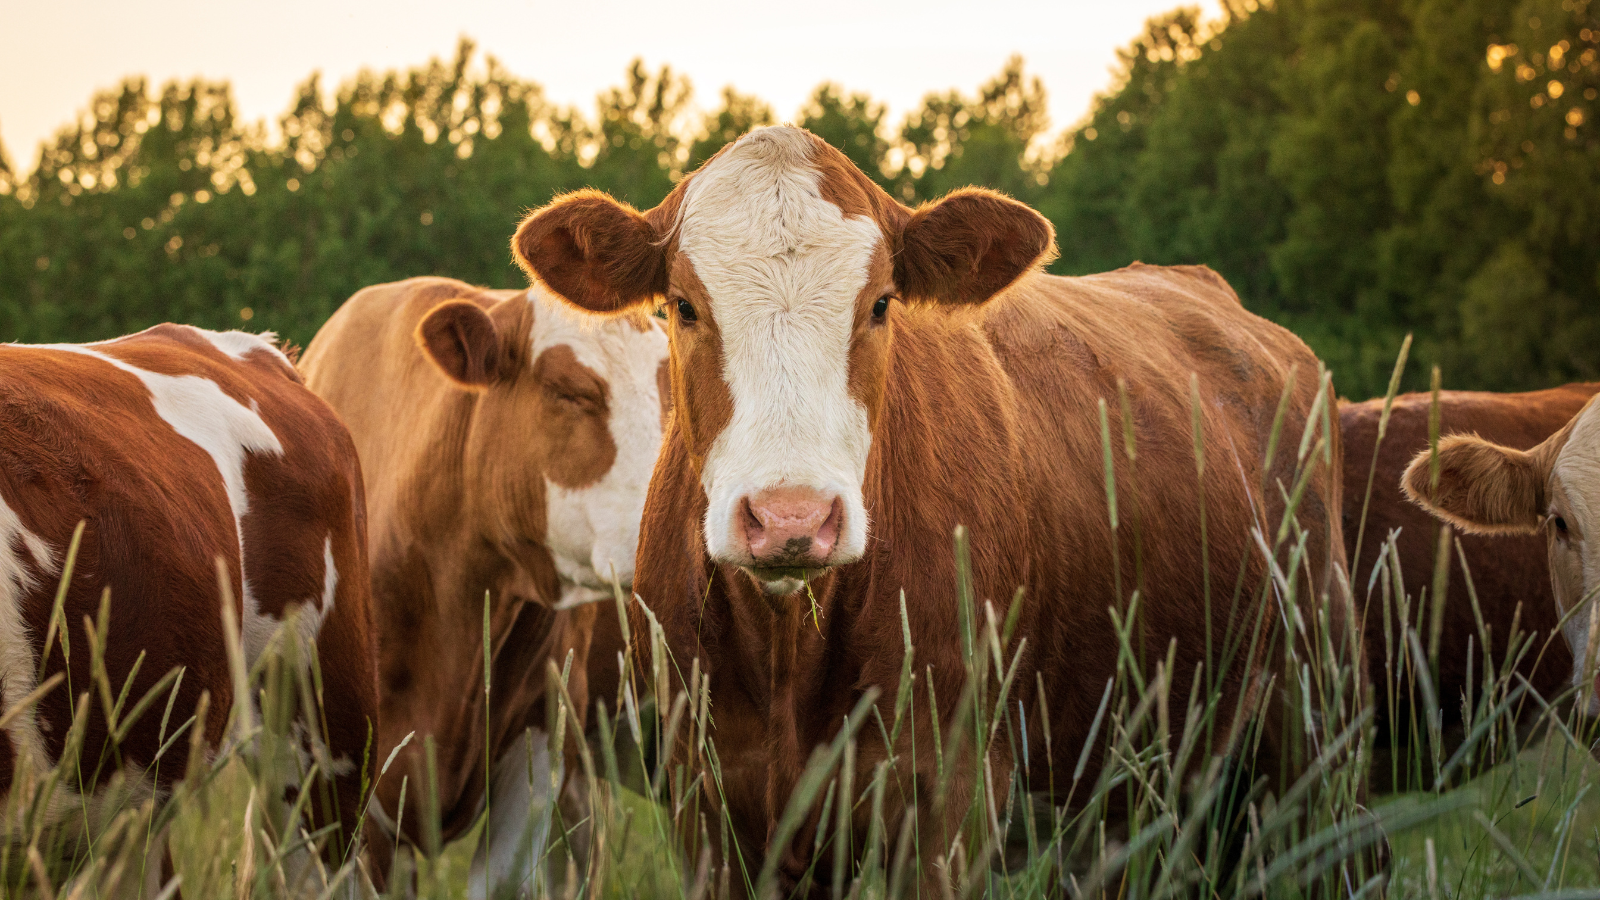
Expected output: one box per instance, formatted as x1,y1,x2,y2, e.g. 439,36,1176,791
742,564,826,599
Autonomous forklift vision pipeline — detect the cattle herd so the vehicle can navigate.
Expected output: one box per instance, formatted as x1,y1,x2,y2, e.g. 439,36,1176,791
0,125,1597,898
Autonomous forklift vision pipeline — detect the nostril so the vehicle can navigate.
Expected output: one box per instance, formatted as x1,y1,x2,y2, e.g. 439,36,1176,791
741,497,764,540
815,499,842,552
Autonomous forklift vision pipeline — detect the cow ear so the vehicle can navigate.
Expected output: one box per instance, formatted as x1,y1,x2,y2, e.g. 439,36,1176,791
1401,434,1546,535
513,189,665,314
417,300,502,389
896,188,1057,306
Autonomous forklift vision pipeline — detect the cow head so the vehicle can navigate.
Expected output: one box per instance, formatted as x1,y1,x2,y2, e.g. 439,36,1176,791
1402,396,1600,711
415,288,669,601
511,126,1053,595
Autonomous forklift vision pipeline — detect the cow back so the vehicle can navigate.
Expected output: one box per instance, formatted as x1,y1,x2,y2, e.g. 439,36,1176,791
1342,382,1600,757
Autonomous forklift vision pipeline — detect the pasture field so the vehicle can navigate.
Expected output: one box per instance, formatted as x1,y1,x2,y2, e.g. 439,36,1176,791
4,349,1600,900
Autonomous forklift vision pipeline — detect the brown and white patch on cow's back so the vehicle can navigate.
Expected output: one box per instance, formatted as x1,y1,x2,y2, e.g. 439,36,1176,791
40,339,288,661
528,287,669,598
195,328,296,370
676,126,883,582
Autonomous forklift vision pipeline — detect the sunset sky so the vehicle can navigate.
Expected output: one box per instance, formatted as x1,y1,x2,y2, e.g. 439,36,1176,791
1,0,1220,168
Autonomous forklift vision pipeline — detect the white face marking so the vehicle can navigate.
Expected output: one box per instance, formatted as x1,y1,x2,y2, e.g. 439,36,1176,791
1551,402,1600,709
194,328,293,368
528,288,669,593
41,339,285,660
677,126,879,574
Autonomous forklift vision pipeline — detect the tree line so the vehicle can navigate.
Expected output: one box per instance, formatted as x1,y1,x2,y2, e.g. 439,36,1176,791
1,0,1596,398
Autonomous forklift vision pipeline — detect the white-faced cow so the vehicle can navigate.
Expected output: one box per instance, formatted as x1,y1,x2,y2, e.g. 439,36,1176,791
298,276,669,895
513,126,1353,895
1342,384,1599,788
1403,394,1600,715
0,324,377,889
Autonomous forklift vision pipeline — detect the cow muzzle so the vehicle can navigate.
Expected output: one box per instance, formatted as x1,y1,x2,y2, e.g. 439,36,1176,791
737,486,843,580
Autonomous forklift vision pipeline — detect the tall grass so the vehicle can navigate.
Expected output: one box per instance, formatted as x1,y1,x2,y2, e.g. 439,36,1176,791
7,344,1600,898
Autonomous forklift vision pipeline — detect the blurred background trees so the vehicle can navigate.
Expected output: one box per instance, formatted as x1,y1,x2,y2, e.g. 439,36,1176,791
2,0,1597,397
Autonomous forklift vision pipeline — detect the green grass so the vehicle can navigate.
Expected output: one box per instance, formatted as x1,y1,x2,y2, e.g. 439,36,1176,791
6,344,1600,898
1386,733,1600,898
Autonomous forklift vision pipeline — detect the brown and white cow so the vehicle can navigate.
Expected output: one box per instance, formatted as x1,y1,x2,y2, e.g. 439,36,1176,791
513,126,1352,894
1403,392,1600,716
298,276,669,895
0,324,377,886
1342,384,1599,783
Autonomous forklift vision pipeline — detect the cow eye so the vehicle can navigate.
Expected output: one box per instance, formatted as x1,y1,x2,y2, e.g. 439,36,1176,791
546,383,599,411
1553,514,1569,537
871,295,891,321
675,297,698,324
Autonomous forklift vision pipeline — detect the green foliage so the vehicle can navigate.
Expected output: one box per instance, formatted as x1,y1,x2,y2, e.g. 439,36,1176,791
798,84,893,186
1040,0,1600,397
587,60,693,207
3,7,1600,394
0,43,694,349
686,87,774,172
897,56,1050,205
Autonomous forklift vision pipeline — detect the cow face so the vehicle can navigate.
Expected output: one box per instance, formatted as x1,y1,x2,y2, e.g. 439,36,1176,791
416,289,669,600
511,126,1053,595
1403,396,1600,711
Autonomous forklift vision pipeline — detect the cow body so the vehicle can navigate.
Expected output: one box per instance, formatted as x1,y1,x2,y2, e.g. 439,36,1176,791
1342,384,1599,782
0,325,376,872
1403,392,1600,717
514,126,1352,895
298,277,668,895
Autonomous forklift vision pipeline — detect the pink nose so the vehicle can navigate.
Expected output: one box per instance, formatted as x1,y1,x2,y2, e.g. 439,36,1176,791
740,487,842,566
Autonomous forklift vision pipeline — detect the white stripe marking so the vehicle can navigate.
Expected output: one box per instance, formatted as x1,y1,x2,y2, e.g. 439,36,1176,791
677,126,878,568
195,328,292,367
37,342,284,661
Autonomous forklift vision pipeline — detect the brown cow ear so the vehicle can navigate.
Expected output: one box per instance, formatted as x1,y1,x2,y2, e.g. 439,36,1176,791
417,300,501,389
513,189,665,314
1401,435,1546,534
896,188,1057,306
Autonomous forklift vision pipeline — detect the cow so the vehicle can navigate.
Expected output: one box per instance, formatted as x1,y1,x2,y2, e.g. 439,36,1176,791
1342,384,1599,787
298,276,669,896
0,325,377,891
1401,393,1600,719
510,126,1356,895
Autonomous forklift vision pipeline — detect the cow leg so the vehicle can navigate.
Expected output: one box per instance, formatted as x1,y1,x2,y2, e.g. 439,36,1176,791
550,599,597,881
469,727,558,900
127,819,178,900
306,615,382,889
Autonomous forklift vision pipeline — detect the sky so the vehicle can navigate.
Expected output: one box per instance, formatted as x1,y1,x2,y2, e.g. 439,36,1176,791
0,0,1220,170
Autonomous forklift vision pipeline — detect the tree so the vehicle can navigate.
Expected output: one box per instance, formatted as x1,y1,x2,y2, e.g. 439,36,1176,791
898,56,1049,204
1039,8,1218,278
799,84,892,187
6,19,1597,396
585,60,693,207
687,87,775,172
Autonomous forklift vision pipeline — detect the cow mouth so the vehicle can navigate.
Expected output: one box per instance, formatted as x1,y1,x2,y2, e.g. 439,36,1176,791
742,565,826,596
